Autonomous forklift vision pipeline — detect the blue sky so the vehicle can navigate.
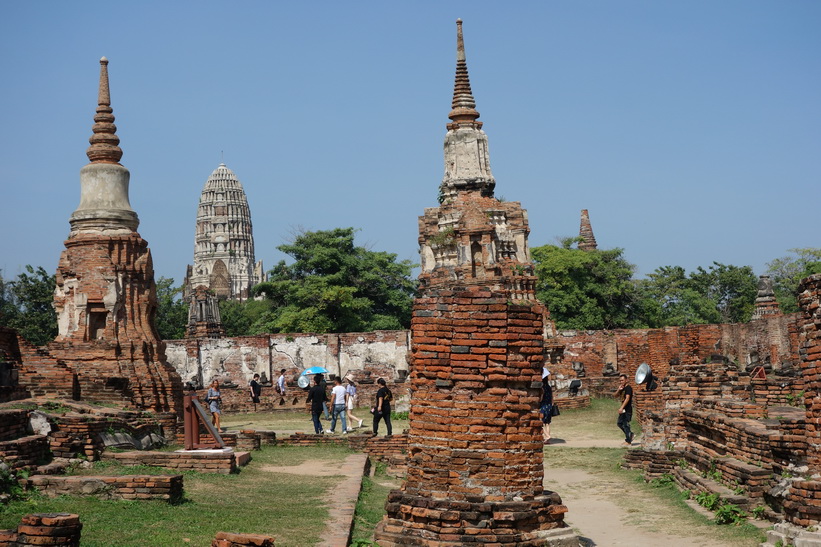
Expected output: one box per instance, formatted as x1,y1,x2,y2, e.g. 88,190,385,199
1,1,819,284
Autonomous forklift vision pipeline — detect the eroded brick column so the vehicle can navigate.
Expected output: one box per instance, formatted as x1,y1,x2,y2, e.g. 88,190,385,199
375,289,572,545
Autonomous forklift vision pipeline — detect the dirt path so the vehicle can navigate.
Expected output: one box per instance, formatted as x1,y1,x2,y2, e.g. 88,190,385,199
546,467,729,547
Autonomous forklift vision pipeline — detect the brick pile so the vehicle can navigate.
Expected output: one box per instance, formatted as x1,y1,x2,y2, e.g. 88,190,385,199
0,513,82,547
0,434,48,471
212,531,275,547
47,411,177,461
27,474,183,502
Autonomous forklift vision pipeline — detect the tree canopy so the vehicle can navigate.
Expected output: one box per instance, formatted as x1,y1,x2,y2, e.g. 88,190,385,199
154,277,188,340
532,240,639,330
766,248,821,313
0,266,58,346
635,262,757,327
252,227,417,334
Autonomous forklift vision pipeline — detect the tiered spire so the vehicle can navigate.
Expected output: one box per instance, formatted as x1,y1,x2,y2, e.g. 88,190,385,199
448,19,481,127
578,209,598,251
86,57,123,164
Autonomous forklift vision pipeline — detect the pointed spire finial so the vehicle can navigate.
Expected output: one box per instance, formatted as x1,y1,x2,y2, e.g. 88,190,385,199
448,19,480,127
578,209,598,251
86,57,123,164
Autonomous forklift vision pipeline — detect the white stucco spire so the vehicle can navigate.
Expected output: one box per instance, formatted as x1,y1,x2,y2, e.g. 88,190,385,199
439,19,495,202
70,57,138,234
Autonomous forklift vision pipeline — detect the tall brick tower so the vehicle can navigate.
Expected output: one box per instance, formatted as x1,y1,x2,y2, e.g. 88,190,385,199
374,21,576,546
49,58,183,415
578,208,598,251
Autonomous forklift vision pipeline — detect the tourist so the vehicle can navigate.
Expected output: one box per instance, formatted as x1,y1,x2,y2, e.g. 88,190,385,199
372,378,393,436
329,377,349,434
206,379,223,432
540,367,553,444
616,373,634,446
306,374,328,434
277,368,287,404
319,374,331,420
249,373,262,412
345,378,363,429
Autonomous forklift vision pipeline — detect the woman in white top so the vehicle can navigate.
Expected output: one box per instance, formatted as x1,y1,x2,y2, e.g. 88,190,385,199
345,379,363,429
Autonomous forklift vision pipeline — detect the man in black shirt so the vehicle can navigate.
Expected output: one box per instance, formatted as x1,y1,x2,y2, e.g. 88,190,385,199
616,373,634,445
307,374,329,434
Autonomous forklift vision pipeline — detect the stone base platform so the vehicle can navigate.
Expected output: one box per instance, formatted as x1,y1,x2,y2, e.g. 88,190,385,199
375,491,578,546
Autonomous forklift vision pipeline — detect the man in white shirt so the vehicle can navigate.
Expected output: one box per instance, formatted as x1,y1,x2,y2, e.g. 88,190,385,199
329,377,349,434
277,369,287,400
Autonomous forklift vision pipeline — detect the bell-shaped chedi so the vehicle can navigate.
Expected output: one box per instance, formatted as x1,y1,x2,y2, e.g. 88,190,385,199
45,58,183,415
375,21,576,546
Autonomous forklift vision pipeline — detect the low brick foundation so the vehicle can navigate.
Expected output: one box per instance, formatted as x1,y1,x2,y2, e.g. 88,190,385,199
0,513,82,547
363,434,408,473
27,474,183,502
101,450,246,474
0,435,49,471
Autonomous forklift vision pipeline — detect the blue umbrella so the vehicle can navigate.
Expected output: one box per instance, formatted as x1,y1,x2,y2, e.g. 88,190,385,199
300,366,329,376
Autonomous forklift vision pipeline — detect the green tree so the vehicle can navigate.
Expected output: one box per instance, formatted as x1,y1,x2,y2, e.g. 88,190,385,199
532,241,640,330
154,277,188,340
253,227,417,333
635,262,757,326
0,265,58,346
218,298,275,337
766,248,821,313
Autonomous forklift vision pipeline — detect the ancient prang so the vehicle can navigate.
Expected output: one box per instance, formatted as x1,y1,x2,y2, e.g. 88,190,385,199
577,208,597,251
374,20,576,546
44,58,183,414
183,163,263,302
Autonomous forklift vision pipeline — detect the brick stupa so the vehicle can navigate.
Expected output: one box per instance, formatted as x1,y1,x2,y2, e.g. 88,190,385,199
373,21,577,546
47,58,183,415
577,209,597,251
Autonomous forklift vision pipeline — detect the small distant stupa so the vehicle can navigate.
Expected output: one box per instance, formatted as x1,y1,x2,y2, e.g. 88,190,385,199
578,208,598,251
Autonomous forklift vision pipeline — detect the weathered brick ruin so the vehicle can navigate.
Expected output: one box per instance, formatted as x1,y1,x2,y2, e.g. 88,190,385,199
611,274,821,544
16,58,184,416
373,20,576,546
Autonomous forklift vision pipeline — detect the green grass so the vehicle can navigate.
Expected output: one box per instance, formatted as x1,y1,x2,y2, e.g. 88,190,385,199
0,445,353,547
350,462,396,546
551,396,641,440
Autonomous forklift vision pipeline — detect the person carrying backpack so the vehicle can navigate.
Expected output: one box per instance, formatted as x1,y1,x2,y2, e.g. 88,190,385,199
372,378,393,436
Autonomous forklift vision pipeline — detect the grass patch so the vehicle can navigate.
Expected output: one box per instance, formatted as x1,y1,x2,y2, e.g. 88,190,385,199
551,397,641,440
350,462,395,546
0,445,353,546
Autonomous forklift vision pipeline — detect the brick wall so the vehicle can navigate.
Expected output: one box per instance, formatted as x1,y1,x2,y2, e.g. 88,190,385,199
164,331,410,400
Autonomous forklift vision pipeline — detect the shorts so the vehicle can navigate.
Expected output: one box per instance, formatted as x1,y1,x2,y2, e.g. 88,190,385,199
251,396,260,403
